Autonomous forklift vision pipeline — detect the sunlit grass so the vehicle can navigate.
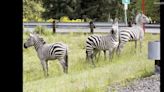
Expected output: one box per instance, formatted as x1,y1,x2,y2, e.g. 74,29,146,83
23,31,159,92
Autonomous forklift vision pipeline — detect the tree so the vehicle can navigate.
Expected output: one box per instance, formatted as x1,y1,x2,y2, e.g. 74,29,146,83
23,0,45,21
24,0,160,22
134,0,160,22
42,0,82,19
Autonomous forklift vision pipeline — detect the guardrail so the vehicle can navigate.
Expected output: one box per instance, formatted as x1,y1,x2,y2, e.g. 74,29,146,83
23,22,160,28
23,22,160,33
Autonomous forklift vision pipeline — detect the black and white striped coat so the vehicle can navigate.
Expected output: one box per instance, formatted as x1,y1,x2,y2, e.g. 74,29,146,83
117,13,150,54
24,33,68,77
86,21,119,65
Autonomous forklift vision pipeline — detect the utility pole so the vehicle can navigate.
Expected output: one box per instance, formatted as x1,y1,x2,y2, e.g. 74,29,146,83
122,0,130,26
124,4,128,26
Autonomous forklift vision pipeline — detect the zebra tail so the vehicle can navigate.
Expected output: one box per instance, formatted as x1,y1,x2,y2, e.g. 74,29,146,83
65,48,68,68
86,50,88,61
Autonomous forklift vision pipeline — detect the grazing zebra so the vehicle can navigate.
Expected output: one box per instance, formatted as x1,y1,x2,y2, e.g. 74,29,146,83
86,21,119,65
116,13,150,55
24,33,68,77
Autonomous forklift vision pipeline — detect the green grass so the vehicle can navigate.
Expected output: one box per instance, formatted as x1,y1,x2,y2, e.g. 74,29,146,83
23,31,160,92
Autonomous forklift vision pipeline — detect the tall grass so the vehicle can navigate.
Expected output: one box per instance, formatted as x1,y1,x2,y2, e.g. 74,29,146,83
23,31,160,92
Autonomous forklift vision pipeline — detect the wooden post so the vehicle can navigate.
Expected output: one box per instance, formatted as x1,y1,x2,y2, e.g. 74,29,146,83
89,21,95,34
52,20,56,33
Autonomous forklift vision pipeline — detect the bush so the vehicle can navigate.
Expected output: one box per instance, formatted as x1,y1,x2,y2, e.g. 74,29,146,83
47,18,54,22
34,26,46,34
60,16,70,22
23,18,28,22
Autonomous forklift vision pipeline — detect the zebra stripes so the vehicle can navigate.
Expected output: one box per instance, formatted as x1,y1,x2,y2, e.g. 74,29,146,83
117,13,150,55
49,43,67,58
86,21,119,65
23,13,150,77
24,33,68,77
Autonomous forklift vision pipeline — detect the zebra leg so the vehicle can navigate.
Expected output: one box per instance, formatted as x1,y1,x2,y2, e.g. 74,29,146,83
86,50,93,62
94,49,100,62
86,49,96,67
103,50,106,60
64,54,68,73
91,53,96,67
109,50,113,62
45,60,49,76
135,41,137,53
116,46,120,57
97,51,101,62
41,60,49,77
110,49,115,62
140,40,142,53
117,43,123,56
59,58,68,73
86,51,89,61
116,46,119,56
111,49,116,59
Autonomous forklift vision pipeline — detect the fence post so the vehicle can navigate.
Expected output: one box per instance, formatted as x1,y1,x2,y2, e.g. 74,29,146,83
52,20,56,33
89,21,95,34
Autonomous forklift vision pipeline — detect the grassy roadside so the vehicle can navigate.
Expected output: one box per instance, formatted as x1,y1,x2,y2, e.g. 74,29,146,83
23,32,159,92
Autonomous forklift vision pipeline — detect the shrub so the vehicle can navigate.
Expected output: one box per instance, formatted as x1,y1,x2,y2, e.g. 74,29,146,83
23,18,28,22
34,26,46,34
47,18,54,22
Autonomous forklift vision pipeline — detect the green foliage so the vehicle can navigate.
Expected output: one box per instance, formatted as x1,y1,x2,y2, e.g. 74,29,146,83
24,0,160,22
145,0,160,22
23,0,45,21
34,26,46,34
59,16,85,22
42,0,82,19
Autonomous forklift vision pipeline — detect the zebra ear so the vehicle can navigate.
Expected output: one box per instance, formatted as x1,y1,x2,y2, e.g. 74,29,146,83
113,20,118,26
115,21,118,26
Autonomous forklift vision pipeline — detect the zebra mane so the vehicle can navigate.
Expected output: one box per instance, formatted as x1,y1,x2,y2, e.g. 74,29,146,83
38,37,46,44
31,33,46,44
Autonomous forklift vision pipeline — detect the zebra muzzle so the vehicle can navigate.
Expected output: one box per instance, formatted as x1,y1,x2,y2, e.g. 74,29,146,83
24,43,27,48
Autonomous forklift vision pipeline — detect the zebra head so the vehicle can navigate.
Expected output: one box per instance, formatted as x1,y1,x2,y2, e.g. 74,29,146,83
24,33,36,48
24,33,46,49
135,13,150,25
111,20,119,35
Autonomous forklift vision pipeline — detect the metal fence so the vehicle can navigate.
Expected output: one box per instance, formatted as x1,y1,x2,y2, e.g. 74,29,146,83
23,22,160,33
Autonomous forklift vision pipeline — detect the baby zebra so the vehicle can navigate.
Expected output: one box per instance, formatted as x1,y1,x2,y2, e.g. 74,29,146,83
86,21,119,66
24,33,68,77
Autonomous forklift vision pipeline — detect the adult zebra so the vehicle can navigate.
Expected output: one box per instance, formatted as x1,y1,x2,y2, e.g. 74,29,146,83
24,33,68,77
117,13,150,55
86,21,119,66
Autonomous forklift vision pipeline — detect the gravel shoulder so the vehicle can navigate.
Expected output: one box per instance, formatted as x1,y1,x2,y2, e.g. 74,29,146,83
108,74,160,92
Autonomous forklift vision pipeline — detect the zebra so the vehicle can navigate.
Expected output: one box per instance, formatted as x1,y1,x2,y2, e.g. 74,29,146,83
116,12,150,55
24,33,68,77
86,21,119,66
